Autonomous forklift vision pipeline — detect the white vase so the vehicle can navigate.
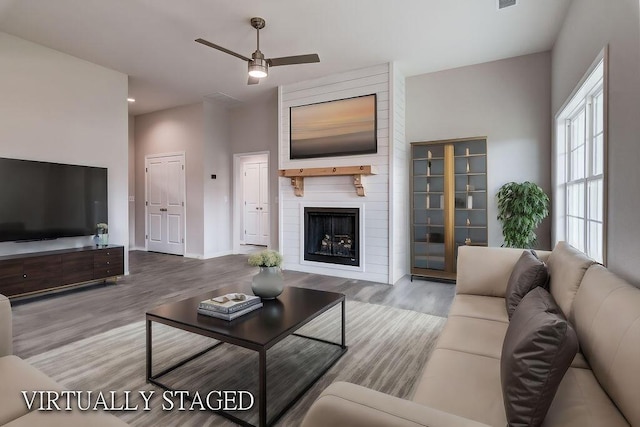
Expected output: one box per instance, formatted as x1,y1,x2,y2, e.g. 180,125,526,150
251,266,284,299
98,231,108,246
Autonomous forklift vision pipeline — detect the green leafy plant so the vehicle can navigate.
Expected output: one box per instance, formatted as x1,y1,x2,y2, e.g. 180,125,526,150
248,250,283,268
496,181,550,248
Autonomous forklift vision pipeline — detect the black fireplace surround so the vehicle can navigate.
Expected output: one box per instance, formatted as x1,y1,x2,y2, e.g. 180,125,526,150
304,207,359,267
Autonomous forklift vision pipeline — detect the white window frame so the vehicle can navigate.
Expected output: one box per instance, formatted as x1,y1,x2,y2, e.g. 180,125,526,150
553,48,608,264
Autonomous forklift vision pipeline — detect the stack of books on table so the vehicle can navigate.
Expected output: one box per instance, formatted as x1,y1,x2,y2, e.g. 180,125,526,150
197,293,262,321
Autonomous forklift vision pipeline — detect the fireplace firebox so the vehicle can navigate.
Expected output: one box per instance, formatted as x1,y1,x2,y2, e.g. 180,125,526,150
304,207,359,267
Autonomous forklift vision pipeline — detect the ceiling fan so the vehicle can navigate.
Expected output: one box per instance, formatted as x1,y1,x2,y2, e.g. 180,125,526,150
195,17,320,85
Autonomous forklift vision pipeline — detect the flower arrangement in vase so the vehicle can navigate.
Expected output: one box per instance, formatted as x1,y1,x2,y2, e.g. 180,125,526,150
248,250,284,299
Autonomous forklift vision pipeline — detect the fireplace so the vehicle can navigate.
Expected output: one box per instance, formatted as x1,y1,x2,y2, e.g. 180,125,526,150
304,207,359,267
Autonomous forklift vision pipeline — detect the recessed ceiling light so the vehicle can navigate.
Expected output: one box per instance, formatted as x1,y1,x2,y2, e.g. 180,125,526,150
127,98,136,103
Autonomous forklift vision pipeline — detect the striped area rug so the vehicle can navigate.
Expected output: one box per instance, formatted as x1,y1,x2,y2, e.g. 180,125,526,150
26,300,445,426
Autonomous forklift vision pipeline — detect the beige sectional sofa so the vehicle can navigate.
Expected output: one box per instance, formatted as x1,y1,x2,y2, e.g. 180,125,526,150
0,295,128,426
302,243,640,427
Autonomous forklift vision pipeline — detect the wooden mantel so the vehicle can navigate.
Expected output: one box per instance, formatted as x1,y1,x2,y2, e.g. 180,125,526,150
279,165,377,197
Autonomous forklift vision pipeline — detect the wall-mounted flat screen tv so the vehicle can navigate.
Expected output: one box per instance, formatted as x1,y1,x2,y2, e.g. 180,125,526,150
290,93,377,159
0,157,107,242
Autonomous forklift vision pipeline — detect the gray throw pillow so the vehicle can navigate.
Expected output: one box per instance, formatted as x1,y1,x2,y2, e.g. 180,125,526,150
501,287,578,427
505,250,549,319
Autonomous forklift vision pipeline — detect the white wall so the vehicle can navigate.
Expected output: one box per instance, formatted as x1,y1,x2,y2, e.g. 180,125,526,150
228,91,280,249
134,103,204,257
406,52,553,249
552,0,640,285
278,64,393,284
0,32,129,271
390,64,409,283
203,100,232,258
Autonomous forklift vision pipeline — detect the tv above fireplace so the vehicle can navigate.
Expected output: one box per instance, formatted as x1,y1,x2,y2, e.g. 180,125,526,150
289,94,377,159
0,157,108,242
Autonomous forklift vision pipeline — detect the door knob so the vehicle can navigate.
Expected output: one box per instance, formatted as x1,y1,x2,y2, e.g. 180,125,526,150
160,208,167,212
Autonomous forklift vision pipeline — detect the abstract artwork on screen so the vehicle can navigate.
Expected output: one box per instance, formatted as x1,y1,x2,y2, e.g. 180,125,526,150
290,94,377,159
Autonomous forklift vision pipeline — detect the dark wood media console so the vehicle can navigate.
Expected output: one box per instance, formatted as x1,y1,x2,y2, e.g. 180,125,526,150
0,245,124,298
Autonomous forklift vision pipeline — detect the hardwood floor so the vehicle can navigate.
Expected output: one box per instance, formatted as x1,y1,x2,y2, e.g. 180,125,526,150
11,250,455,359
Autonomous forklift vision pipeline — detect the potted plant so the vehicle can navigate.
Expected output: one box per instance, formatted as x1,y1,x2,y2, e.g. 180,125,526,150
248,250,284,299
496,181,550,248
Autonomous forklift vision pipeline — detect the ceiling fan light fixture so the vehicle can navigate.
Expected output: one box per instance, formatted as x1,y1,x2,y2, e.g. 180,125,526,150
248,59,268,78
196,17,319,85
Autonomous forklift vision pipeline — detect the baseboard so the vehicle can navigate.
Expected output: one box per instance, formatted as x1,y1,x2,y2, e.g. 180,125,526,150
136,250,232,260
129,246,146,252
184,253,204,259
202,250,233,260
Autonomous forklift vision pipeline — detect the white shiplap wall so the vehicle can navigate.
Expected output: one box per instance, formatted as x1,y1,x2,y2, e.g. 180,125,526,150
390,64,409,283
278,63,392,283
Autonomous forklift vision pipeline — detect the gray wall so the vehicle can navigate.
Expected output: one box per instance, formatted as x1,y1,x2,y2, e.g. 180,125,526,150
128,115,136,249
0,32,129,270
203,100,232,257
552,0,640,285
228,90,280,250
133,96,276,258
406,52,552,249
134,103,205,257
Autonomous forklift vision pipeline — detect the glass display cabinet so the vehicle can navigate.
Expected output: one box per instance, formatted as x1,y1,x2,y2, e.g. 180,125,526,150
411,137,488,281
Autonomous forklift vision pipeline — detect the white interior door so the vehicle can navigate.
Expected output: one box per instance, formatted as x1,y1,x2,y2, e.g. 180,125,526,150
146,154,185,255
259,162,270,246
243,162,261,245
242,160,269,246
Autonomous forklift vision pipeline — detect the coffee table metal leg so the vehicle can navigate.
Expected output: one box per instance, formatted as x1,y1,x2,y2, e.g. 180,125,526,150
146,319,152,381
341,299,346,349
259,348,267,427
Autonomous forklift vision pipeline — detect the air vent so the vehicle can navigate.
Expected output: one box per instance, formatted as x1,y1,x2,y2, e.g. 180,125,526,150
498,0,517,9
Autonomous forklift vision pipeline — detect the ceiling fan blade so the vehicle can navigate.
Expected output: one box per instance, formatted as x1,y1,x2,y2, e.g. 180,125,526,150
248,76,260,85
195,38,251,62
267,54,320,67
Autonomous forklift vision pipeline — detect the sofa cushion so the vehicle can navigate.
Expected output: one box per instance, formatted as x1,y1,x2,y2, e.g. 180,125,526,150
302,382,492,427
448,294,509,323
0,294,12,358
0,355,62,425
413,348,506,427
456,246,550,298
543,367,629,427
547,241,595,318
501,287,578,427
3,410,129,427
505,250,549,319
436,316,508,360
571,265,640,426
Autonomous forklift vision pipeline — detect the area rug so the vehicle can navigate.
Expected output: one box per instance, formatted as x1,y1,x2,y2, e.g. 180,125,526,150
26,301,445,426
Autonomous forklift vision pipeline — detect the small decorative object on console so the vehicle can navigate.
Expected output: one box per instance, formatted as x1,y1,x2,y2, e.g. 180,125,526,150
96,223,109,246
248,250,284,299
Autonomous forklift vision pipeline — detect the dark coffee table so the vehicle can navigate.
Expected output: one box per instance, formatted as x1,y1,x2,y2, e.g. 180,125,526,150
146,285,347,427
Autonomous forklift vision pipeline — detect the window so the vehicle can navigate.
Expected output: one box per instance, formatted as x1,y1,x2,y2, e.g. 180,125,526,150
555,57,606,263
